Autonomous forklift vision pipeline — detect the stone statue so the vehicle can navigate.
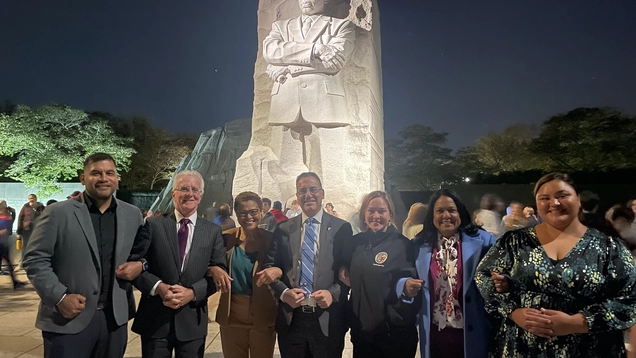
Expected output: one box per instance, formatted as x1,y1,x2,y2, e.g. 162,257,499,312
233,0,384,221
263,0,355,170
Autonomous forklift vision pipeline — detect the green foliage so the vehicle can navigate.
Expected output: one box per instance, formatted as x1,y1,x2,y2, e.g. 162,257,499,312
385,124,455,190
531,107,636,171
93,114,197,190
0,104,135,196
456,123,544,176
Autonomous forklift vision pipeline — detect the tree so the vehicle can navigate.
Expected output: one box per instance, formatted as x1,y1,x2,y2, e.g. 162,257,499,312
456,123,543,176
0,104,135,196
385,124,455,190
116,117,196,189
531,107,636,171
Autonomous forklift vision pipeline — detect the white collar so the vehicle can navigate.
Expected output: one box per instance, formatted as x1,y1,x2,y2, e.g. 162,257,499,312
175,210,197,226
301,208,324,225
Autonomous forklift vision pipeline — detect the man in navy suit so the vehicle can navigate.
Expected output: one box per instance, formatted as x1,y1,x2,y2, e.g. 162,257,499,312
265,172,353,358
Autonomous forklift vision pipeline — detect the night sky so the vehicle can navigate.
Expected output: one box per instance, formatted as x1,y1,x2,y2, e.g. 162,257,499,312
1,1,635,149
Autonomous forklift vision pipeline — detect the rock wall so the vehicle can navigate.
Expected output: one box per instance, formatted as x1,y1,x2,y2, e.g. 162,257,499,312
150,118,251,214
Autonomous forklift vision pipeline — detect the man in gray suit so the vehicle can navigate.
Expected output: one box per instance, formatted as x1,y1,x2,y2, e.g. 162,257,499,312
23,152,146,358
265,172,353,358
131,170,227,358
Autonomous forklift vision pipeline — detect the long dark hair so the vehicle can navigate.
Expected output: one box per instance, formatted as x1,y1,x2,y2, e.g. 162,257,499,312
415,188,479,247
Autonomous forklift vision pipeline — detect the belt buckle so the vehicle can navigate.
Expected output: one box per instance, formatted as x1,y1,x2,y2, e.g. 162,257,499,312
301,305,315,313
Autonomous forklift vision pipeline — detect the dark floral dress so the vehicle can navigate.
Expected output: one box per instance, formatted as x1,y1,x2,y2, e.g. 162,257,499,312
475,227,636,357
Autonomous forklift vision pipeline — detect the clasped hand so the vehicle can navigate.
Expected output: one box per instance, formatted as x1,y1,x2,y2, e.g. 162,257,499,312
282,288,333,309
510,308,587,338
156,282,195,309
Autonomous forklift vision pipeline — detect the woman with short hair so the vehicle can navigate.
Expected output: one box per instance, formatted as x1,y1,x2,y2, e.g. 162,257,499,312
210,191,282,358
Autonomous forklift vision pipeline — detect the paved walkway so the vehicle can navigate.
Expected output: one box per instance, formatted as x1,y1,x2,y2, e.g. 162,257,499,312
0,271,357,358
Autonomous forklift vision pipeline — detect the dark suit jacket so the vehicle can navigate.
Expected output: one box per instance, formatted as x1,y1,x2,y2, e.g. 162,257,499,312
131,213,227,341
23,196,144,334
265,211,353,337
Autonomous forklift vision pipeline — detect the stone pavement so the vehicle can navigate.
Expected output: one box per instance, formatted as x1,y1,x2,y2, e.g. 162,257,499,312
0,271,357,358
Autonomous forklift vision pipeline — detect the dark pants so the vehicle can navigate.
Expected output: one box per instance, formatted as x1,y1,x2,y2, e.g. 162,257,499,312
277,310,345,358
43,307,127,358
20,229,32,261
0,237,18,284
351,324,418,358
141,332,206,358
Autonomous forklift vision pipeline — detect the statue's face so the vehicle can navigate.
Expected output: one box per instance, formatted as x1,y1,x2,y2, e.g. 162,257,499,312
298,0,325,15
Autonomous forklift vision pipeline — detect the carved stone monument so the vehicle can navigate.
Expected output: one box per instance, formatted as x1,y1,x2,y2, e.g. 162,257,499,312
232,0,383,220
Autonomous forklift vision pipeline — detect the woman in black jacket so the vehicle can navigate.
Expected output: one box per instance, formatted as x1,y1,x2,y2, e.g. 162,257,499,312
340,190,419,358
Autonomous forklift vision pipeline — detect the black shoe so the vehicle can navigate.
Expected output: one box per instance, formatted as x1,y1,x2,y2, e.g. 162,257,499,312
13,281,26,290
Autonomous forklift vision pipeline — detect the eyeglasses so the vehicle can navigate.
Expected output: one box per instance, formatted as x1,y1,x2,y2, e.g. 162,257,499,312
175,186,202,195
237,209,260,218
297,187,322,195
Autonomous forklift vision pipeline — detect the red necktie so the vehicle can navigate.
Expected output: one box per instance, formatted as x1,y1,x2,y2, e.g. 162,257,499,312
178,218,190,264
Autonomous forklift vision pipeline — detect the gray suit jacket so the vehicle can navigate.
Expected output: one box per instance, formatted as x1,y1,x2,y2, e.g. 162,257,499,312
23,196,144,334
131,214,227,341
265,211,353,337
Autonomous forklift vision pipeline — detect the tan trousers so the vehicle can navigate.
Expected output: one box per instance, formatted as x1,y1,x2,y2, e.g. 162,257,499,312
219,294,276,358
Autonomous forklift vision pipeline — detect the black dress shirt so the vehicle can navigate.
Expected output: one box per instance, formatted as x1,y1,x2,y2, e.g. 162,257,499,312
84,193,117,307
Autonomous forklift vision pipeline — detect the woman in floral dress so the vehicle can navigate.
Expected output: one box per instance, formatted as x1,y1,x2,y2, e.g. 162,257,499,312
476,172,636,357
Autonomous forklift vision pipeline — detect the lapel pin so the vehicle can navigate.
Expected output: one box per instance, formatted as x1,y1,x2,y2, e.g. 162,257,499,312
327,227,332,231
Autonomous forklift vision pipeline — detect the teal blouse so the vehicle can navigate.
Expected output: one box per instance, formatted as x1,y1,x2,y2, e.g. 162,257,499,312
231,245,258,295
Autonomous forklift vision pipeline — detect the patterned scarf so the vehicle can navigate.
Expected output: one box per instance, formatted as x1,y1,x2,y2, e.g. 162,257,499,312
431,232,464,330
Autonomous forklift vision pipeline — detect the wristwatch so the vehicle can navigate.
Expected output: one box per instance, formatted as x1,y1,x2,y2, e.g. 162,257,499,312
140,258,149,272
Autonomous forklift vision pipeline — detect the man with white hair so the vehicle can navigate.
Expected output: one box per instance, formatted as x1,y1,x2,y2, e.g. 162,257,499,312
129,170,227,358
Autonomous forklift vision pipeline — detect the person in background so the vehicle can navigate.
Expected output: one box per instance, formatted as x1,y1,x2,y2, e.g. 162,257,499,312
399,188,496,358
325,202,339,217
476,172,636,357
340,191,419,358
45,199,57,207
285,199,302,219
270,201,288,223
579,190,616,236
260,198,277,232
402,202,428,239
17,193,45,262
66,190,82,200
0,202,25,289
396,189,496,358
629,198,636,216
501,201,527,232
203,201,219,220
523,206,539,227
0,199,16,235
214,203,237,232
608,204,636,257
474,193,503,238
211,191,283,358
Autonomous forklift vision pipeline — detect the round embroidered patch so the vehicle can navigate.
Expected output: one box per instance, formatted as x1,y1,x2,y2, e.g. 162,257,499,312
375,252,388,264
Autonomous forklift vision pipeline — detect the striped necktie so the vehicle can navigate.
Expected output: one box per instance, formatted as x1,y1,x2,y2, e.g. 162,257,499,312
300,217,316,296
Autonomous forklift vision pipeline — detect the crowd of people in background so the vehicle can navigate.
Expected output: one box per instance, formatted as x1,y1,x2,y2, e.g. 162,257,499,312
3,154,636,358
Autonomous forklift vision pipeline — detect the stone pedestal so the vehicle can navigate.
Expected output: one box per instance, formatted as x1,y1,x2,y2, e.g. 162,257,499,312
232,0,384,221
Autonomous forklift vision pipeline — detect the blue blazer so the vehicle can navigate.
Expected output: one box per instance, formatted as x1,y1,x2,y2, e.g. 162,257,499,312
415,229,496,358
